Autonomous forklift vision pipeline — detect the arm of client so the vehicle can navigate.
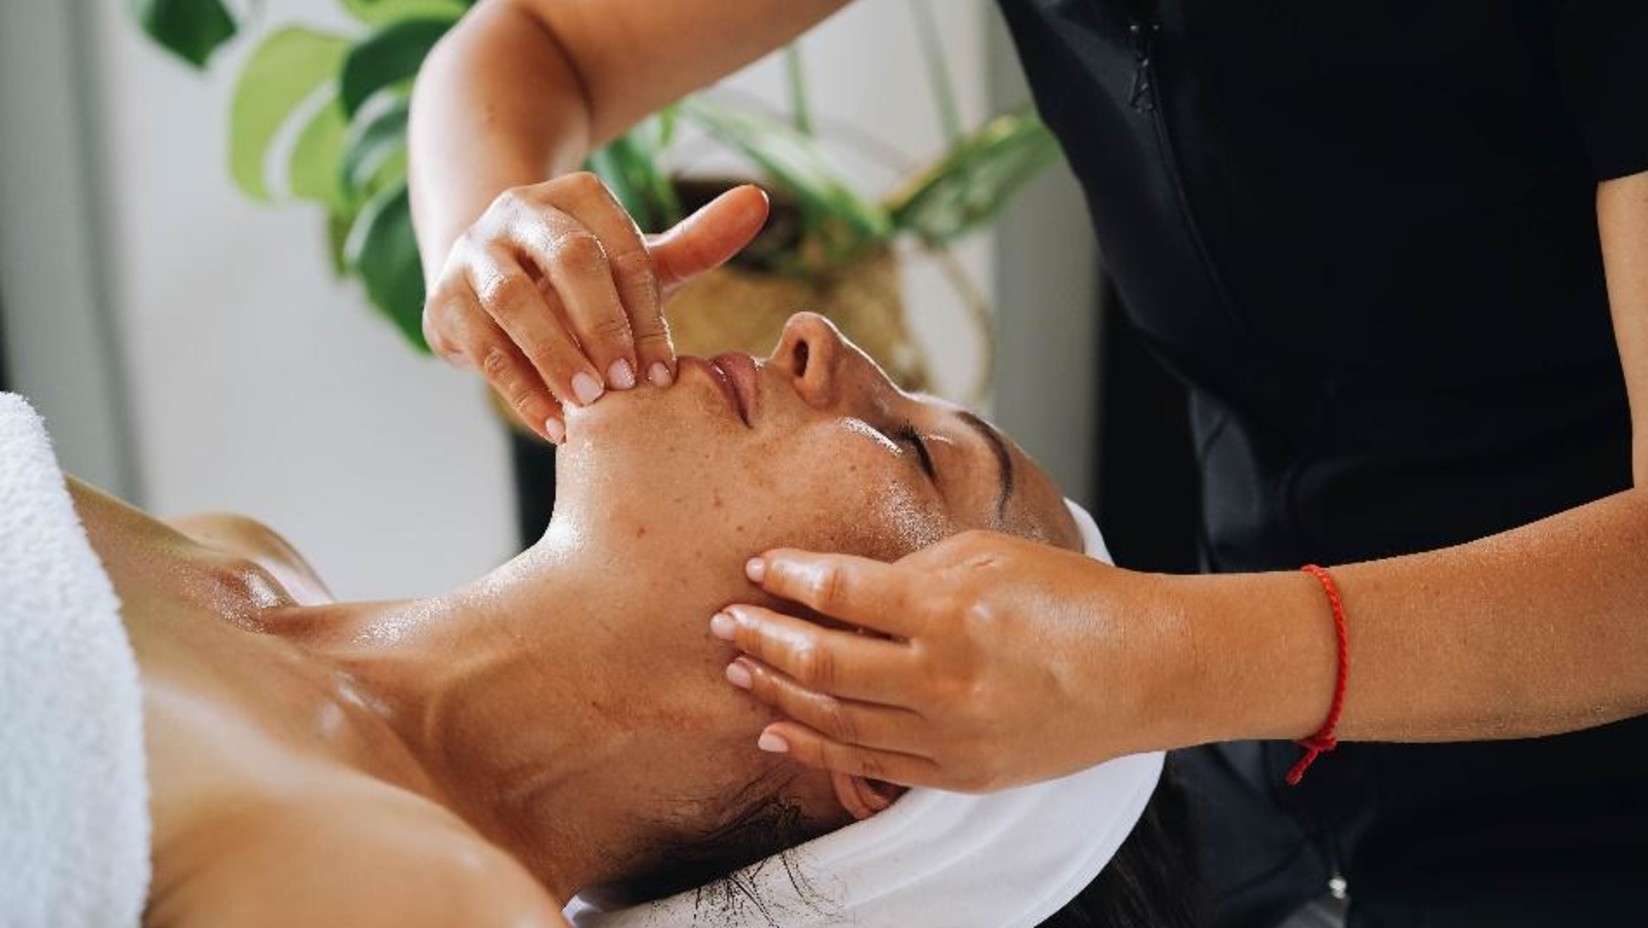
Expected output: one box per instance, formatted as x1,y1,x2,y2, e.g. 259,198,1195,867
715,171,1648,792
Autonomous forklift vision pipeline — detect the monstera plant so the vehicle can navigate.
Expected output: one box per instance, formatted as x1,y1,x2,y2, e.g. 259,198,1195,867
133,0,1059,379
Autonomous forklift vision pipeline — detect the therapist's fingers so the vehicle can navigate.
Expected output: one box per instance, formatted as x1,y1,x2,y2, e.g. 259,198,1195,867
755,720,943,789
743,550,919,637
727,656,924,752
425,285,565,442
713,604,909,703
511,177,641,392
529,175,675,386
649,185,770,294
467,250,606,411
481,337,568,444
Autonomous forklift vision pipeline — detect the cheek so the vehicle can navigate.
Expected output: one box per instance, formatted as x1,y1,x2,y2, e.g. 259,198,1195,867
744,421,951,561
563,397,951,563
559,388,749,513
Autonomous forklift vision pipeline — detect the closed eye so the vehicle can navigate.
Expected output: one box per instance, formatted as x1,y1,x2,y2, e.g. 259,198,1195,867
893,424,936,479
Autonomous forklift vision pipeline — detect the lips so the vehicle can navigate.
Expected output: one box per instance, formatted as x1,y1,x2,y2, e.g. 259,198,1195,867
708,352,759,427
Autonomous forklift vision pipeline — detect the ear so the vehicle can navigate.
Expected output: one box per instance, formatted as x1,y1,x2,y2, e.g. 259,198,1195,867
831,771,906,821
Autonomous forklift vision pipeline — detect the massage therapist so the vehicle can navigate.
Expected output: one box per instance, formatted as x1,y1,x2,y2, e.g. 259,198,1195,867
408,3,1648,926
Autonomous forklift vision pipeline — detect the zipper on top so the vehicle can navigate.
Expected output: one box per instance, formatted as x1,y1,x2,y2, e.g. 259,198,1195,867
1127,19,1160,111
1118,3,1253,340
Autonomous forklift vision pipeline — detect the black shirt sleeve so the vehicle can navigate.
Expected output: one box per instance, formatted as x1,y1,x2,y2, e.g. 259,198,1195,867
1554,0,1648,181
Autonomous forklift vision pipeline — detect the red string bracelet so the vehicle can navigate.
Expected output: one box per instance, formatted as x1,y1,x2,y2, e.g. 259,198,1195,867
1287,564,1349,786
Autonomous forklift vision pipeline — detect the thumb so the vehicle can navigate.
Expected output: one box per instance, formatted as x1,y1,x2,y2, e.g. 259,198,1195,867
648,185,770,292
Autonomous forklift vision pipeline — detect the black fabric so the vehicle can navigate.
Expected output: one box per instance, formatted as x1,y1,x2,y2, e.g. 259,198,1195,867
508,427,558,550
994,2,1648,926
1094,278,1201,574
1553,1,1648,180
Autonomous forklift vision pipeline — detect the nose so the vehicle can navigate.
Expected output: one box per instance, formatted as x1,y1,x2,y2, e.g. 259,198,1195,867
768,311,896,412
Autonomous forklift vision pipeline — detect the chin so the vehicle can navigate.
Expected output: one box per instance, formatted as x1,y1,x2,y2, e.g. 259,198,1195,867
565,372,742,450
555,383,751,522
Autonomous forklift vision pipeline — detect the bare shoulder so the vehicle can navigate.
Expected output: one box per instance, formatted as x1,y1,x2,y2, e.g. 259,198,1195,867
163,510,332,603
149,788,568,928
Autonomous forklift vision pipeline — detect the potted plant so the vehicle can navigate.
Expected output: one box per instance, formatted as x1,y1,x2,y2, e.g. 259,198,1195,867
134,0,1061,544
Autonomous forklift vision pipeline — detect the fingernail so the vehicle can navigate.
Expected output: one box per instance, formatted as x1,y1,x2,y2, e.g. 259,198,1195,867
757,731,790,754
608,358,636,390
745,557,766,583
725,661,753,690
648,361,674,388
572,371,604,406
710,612,736,641
544,417,566,444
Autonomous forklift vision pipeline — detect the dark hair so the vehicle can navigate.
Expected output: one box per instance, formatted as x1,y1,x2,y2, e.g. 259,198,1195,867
590,772,834,911
604,762,1203,927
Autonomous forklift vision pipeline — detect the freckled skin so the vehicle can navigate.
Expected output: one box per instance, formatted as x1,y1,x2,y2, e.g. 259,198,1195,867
72,313,1079,926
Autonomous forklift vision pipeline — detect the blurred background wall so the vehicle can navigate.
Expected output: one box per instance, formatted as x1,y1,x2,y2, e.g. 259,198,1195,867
0,0,1101,600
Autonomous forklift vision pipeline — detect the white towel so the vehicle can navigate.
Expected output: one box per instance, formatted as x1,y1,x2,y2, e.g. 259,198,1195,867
567,499,1163,928
0,393,150,928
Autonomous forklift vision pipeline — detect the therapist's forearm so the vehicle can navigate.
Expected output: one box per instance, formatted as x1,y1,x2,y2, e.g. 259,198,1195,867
407,0,850,286
1160,171,1648,753
1169,489,1648,750
408,0,593,283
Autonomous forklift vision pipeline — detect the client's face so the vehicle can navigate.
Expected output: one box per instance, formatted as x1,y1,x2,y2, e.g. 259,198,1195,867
549,312,1079,899
558,311,1078,556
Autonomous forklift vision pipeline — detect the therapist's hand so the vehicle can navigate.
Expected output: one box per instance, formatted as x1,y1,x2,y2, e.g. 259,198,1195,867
713,531,1182,792
423,175,769,442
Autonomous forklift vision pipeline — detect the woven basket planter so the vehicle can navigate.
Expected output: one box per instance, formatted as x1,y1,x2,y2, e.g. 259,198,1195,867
667,244,928,393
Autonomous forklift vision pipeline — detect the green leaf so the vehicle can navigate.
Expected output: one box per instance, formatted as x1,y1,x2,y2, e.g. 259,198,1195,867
344,180,429,352
326,208,356,278
655,104,678,149
679,97,890,244
888,110,1061,246
782,45,812,136
340,0,467,28
364,149,410,199
289,99,350,208
585,145,648,229
230,27,351,201
340,97,410,198
637,157,685,229
584,121,682,231
340,19,453,117
132,0,238,69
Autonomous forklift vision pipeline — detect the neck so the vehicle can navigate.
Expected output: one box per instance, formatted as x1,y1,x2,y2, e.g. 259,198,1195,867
310,519,671,901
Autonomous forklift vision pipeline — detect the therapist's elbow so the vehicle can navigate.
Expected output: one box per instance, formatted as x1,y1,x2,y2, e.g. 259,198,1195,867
416,0,597,128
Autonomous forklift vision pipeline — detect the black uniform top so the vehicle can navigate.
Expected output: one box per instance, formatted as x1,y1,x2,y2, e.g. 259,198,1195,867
994,2,1648,926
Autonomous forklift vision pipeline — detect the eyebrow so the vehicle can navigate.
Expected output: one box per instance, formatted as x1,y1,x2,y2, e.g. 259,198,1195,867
956,411,1015,522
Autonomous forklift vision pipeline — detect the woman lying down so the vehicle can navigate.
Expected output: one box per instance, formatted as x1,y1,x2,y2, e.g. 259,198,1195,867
10,313,1197,928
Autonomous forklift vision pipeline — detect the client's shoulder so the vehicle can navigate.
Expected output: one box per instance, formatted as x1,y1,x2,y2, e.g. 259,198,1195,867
163,510,332,604
150,782,568,928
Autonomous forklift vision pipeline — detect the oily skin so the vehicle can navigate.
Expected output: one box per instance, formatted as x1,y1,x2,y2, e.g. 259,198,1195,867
411,0,850,441
91,312,1075,927
715,180,1648,795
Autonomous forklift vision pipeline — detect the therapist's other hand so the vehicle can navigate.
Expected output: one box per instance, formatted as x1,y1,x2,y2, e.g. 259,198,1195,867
424,175,770,442
713,531,1169,792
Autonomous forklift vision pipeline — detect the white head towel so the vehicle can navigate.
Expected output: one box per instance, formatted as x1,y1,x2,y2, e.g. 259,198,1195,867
568,498,1162,928
0,394,150,928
